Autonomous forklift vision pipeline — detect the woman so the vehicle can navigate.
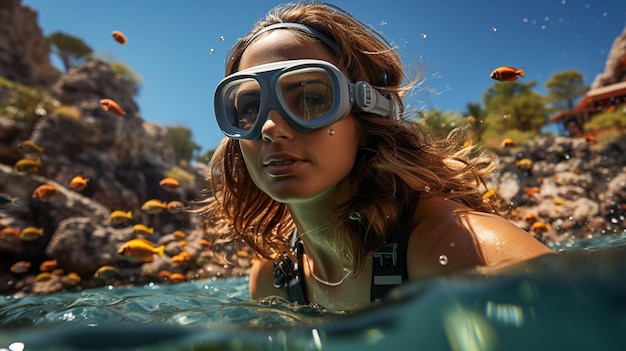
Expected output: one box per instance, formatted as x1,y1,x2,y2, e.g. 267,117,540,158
202,2,552,311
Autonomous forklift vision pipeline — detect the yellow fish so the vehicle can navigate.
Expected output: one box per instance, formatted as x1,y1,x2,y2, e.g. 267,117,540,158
118,238,164,263
61,272,81,286
132,224,155,236
19,226,44,240
141,199,167,214
94,265,118,279
17,140,44,155
109,210,132,225
14,158,41,173
482,188,498,200
35,272,54,282
69,175,89,191
515,158,533,170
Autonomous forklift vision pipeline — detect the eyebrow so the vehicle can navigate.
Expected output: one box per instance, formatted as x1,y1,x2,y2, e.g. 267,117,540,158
282,79,332,93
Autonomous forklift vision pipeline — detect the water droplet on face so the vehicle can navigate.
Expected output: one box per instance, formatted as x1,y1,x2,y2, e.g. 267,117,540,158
438,255,448,265
449,242,456,247
424,185,431,192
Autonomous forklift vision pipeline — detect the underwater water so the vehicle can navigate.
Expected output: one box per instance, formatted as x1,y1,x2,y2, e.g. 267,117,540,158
1,234,626,351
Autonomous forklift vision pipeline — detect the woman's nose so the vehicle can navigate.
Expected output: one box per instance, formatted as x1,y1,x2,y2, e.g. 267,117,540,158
261,108,293,142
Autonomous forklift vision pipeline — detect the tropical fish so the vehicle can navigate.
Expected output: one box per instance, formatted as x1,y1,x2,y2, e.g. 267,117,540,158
32,183,59,201
10,261,31,274
466,115,476,123
0,226,20,238
61,272,81,286
118,238,165,262
100,98,126,118
515,158,533,170
35,272,54,282
500,138,515,148
141,199,167,214
19,226,44,240
157,270,172,279
94,265,118,279
14,158,41,173
111,30,127,45
490,66,524,81
39,259,58,272
523,213,539,222
0,193,20,207
69,175,89,191
17,140,44,155
198,239,213,248
530,221,550,233
523,186,540,198
172,230,186,240
178,240,187,248
169,273,186,283
109,210,132,225
159,177,180,191
170,251,192,263
166,201,184,214
132,223,154,236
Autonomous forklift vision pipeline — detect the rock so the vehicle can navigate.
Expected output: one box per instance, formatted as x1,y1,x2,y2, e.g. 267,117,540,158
592,25,626,88
0,0,58,87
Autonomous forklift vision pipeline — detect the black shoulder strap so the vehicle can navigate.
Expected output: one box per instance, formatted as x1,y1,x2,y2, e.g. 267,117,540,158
370,201,417,302
272,230,308,304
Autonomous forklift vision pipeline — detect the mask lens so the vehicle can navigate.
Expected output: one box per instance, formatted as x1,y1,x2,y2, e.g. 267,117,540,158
278,68,334,122
224,78,261,132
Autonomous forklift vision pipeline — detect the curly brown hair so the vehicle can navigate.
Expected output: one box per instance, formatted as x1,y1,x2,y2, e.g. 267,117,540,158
198,2,500,271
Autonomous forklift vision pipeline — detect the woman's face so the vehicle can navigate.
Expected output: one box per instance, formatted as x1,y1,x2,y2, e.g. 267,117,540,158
237,30,360,205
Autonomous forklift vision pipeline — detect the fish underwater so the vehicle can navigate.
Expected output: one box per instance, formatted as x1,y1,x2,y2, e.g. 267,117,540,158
118,238,165,263
17,140,44,155
500,138,515,148
166,200,184,214
100,98,126,118
94,265,119,279
132,224,155,236
159,177,180,191
108,210,133,225
39,259,58,272
111,30,127,45
490,66,525,81
10,261,32,274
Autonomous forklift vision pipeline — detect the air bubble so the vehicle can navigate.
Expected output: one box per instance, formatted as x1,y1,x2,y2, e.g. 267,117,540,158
438,255,448,265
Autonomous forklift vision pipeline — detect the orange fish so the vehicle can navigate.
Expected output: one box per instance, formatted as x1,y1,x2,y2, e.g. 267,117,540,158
0,226,20,238
111,30,127,45
166,201,184,214
141,199,167,214
100,98,126,118
39,259,58,272
172,230,186,240
118,238,165,263
583,134,596,144
19,226,44,240
10,261,32,274
159,177,180,191
158,270,173,279
482,188,498,200
69,175,89,191
530,222,550,233
490,66,524,81
169,273,186,283
198,239,213,248
170,252,192,264
14,158,41,173
500,138,515,148
32,184,59,201
109,210,132,225
523,213,538,222
61,272,81,286
17,140,44,155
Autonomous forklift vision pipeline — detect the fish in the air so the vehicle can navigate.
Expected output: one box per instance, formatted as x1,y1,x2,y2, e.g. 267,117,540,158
490,66,524,81
32,184,59,201
69,175,89,191
108,210,133,225
159,177,180,191
14,158,41,173
19,226,44,240
0,193,20,207
118,238,165,263
17,140,44,155
100,98,126,117
141,199,167,214
111,30,127,45
166,201,184,213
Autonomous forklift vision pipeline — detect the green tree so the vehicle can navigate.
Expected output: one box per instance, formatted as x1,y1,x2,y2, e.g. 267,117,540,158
483,81,548,134
111,62,142,97
464,102,487,142
545,70,589,111
196,148,216,164
47,31,93,71
418,109,465,138
166,126,202,162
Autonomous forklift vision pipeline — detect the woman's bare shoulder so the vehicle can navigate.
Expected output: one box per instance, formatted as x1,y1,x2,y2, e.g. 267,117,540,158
406,196,553,279
249,256,289,301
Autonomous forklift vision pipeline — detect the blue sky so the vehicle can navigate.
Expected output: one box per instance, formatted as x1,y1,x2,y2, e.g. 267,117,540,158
22,0,626,152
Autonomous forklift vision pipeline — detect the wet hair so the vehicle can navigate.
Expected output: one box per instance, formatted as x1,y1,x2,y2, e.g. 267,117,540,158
199,2,500,271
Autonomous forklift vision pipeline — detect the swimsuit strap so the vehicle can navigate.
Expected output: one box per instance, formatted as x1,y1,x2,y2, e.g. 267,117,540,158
272,230,308,304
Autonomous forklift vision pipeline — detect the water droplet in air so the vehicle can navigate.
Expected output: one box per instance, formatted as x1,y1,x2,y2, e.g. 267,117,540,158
522,18,528,23
438,255,448,265
491,27,497,32
219,36,224,41
420,33,427,39
210,48,215,55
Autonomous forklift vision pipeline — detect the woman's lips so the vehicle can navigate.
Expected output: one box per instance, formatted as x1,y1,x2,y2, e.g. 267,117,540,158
264,159,304,176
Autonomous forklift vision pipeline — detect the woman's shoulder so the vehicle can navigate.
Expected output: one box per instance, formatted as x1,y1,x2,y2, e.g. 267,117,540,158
249,256,289,301
406,195,553,279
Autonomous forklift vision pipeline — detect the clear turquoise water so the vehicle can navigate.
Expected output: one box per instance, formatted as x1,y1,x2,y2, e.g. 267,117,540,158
2,234,626,351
